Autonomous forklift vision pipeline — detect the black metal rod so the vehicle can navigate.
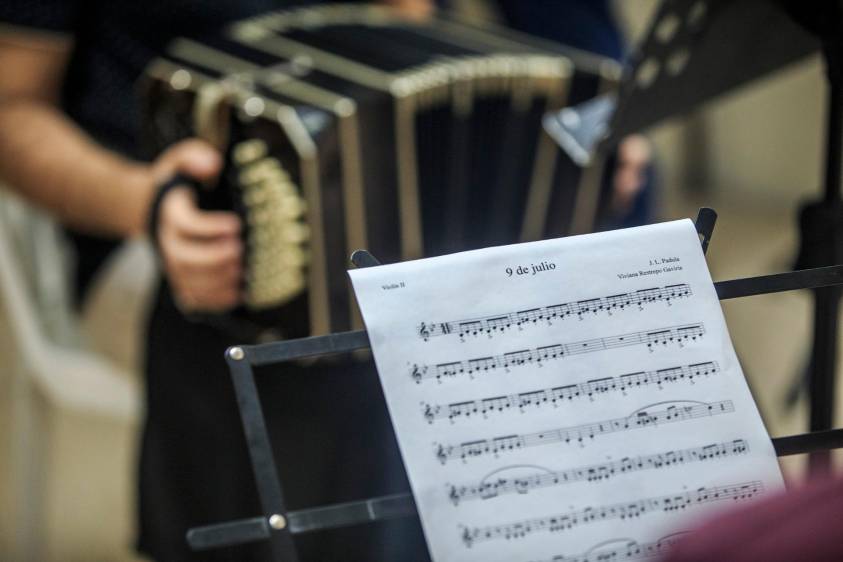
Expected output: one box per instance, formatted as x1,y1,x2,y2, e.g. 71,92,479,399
227,353,299,561
695,207,717,254
187,517,269,551
715,264,843,300
808,287,839,473
246,329,370,367
774,427,843,457
807,41,843,474
350,249,382,268
823,60,842,204
287,492,418,534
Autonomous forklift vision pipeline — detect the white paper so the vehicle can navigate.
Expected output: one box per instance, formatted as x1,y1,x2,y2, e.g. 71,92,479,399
349,220,783,562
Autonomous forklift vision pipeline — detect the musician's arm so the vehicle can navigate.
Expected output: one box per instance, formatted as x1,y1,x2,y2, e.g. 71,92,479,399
0,30,242,311
0,31,158,236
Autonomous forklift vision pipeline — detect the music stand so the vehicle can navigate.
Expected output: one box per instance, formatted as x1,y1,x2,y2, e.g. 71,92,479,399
185,208,843,560
545,0,842,472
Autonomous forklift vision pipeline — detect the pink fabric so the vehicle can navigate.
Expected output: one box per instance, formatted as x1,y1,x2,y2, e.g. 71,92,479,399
663,476,843,562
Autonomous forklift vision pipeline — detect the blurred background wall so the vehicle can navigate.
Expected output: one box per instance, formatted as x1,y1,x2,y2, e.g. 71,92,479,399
614,1,831,470
0,1,834,560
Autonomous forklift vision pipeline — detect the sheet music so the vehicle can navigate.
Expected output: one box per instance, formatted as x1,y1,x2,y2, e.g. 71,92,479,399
349,220,783,562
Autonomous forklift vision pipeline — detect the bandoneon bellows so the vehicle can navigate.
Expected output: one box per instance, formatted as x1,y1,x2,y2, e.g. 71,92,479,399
140,4,619,338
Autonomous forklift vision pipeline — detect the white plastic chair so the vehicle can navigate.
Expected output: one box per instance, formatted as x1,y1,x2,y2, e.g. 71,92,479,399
0,190,143,561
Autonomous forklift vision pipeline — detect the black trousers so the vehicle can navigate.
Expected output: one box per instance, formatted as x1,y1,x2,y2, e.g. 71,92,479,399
138,282,429,561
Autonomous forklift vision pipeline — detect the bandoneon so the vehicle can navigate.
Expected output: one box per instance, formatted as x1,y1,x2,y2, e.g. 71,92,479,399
140,4,620,338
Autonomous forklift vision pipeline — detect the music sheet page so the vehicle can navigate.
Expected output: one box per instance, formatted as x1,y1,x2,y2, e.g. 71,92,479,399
349,219,783,562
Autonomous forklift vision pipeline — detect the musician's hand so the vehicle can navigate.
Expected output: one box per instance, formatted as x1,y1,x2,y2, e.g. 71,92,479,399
610,134,652,217
380,0,434,20
150,139,243,313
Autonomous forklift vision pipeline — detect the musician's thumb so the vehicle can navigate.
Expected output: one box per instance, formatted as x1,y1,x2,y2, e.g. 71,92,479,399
152,138,222,184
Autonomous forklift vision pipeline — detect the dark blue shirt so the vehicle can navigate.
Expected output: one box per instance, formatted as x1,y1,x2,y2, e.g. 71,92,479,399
496,0,625,62
0,0,292,297
0,1,288,156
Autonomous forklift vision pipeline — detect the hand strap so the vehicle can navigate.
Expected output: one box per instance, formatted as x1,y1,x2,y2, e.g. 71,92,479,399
147,173,201,252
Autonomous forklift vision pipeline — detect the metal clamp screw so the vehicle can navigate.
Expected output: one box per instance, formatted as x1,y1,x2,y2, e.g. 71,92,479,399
268,514,287,530
229,347,245,361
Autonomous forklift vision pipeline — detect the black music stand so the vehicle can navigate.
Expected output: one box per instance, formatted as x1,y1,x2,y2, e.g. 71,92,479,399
545,0,843,472
186,208,843,560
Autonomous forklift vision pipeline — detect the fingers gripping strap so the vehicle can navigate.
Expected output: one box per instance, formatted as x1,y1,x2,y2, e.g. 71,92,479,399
147,173,201,253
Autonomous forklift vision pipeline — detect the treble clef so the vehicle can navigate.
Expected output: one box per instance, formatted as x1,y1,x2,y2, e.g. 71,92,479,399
436,443,448,464
462,527,474,548
423,404,436,423
411,364,426,383
418,322,430,340
449,485,461,505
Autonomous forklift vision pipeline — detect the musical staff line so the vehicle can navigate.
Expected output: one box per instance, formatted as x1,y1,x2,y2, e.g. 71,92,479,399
435,400,734,464
423,362,720,424
462,481,764,547
527,532,689,562
418,284,693,341
448,439,749,504
412,323,706,384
